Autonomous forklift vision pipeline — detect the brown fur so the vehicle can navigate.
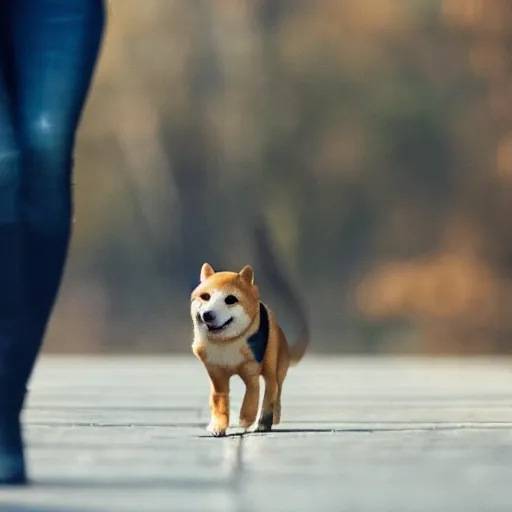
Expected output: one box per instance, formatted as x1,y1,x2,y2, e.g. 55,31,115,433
191,263,309,436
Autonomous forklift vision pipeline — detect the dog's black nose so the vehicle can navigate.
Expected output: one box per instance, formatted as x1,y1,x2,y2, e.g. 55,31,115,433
202,311,215,323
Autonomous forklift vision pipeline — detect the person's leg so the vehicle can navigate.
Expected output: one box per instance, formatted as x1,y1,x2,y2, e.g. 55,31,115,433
10,0,105,407
0,5,27,485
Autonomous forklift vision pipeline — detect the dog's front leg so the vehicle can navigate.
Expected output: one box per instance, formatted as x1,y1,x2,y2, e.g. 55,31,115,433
207,368,230,437
238,364,260,430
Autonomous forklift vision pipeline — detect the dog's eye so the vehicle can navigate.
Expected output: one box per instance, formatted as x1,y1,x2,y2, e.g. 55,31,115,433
200,293,211,301
224,295,238,305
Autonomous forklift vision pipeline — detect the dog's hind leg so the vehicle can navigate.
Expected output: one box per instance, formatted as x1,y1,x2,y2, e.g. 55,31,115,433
273,384,282,425
257,373,278,432
273,359,289,425
273,341,290,425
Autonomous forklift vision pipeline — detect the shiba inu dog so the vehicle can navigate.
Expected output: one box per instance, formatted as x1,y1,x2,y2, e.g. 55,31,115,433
190,226,310,436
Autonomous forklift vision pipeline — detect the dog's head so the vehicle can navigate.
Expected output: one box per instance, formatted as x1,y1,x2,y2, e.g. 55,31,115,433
190,263,260,341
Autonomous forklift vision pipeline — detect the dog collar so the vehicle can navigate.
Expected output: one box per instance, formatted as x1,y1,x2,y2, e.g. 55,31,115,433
247,302,269,364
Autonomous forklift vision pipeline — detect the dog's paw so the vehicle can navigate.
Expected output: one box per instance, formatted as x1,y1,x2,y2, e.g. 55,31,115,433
256,412,273,432
207,421,227,437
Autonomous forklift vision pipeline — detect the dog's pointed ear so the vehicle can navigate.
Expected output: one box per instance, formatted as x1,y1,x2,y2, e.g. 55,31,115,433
239,265,255,285
200,263,215,282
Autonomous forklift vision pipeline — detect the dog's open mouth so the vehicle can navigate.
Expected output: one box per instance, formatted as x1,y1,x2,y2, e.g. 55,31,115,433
206,317,233,332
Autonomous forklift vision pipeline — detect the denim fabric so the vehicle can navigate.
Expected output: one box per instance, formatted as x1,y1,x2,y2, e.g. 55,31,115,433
0,1,105,483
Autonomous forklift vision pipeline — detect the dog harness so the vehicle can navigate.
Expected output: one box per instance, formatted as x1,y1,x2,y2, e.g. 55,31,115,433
247,302,269,364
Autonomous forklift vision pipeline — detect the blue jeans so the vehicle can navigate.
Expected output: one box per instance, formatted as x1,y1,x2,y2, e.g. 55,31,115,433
0,0,105,404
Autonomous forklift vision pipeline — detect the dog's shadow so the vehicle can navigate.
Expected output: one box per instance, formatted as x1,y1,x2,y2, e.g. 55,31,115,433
196,427,373,438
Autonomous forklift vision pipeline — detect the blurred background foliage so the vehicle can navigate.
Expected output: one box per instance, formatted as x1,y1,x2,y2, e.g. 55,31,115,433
45,0,512,355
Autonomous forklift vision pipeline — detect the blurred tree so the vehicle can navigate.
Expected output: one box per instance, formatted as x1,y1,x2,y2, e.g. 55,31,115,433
42,0,512,355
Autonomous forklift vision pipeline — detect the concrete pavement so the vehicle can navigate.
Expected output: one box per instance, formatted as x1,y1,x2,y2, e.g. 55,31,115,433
1,355,512,511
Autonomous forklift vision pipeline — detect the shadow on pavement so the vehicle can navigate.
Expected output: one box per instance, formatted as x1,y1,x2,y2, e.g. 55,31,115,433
196,427,374,438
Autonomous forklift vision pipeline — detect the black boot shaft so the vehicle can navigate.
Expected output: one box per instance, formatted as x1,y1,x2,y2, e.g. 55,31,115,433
0,223,27,484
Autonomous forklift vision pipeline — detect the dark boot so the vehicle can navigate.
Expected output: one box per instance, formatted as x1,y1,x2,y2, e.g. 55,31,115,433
19,223,70,409
0,409,24,485
0,223,27,485
17,153,73,416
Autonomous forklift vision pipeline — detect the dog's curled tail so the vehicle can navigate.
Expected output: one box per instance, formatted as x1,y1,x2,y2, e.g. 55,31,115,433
253,218,310,366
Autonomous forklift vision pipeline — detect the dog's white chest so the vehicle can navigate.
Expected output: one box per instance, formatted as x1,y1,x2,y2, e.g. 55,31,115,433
193,338,247,368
